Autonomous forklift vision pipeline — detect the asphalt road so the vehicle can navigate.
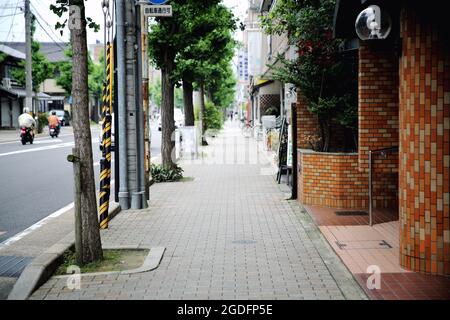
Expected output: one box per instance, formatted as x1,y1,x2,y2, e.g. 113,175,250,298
0,121,161,243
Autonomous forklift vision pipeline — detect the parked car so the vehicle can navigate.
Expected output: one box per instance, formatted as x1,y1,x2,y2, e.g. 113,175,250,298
48,109,70,126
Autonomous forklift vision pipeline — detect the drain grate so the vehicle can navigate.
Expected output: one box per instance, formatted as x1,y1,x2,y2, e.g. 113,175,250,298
335,240,392,250
0,256,33,278
232,240,257,245
335,211,368,216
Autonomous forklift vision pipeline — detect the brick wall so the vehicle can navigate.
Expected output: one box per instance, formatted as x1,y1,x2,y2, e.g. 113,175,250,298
295,42,400,210
358,42,399,171
296,92,319,149
399,5,450,275
358,41,400,210
298,150,368,208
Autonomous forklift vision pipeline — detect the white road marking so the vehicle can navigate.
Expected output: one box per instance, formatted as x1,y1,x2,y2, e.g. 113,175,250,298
0,202,74,249
33,139,63,144
0,142,75,157
0,133,73,145
0,139,100,158
0,179,115,249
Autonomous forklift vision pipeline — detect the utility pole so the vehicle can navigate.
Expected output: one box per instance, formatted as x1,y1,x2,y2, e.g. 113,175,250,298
24,0,33,115
115,0,129,210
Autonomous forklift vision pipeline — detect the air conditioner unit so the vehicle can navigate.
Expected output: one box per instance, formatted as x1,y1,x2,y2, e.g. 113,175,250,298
2,77,11,89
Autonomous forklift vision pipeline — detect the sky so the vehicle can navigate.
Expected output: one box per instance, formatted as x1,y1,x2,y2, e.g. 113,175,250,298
0,0,249,45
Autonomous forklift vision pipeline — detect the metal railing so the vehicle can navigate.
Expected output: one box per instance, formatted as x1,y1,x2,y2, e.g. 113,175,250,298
368,146,399,226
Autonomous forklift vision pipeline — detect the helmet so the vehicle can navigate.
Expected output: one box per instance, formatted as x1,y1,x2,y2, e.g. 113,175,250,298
52,111,56,115
23,107,30,113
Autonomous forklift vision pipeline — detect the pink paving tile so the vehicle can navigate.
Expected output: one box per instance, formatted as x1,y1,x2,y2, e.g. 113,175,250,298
354,273,450,300
304,205,398,227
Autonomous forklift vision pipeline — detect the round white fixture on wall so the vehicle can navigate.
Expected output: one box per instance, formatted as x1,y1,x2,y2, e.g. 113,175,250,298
355,5,392,40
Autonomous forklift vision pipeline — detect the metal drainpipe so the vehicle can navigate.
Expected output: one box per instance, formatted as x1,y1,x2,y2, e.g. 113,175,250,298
133,4,147,209
115,0,129,209
130,2,140,210
137,6,147,208
369,150,373,226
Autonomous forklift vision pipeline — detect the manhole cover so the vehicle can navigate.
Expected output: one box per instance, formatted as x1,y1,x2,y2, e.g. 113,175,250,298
0,256,33,278
336,240,392,250
232,240,257,245
335,211,368,216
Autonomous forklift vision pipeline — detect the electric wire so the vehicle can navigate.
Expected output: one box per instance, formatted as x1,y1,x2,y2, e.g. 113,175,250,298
3,0,20,42
30,1,66,44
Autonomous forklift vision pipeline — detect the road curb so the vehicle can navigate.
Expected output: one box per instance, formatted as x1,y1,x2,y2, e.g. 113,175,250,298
7,203,121,300
52,246,165,278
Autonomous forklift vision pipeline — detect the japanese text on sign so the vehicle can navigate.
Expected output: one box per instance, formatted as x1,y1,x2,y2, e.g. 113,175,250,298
143,5,172,17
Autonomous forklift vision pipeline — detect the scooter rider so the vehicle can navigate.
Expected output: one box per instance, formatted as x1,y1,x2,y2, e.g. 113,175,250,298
18,107,36,137
48,111,61,134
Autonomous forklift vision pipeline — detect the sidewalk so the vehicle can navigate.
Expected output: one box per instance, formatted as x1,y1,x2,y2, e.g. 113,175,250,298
29,121,366,300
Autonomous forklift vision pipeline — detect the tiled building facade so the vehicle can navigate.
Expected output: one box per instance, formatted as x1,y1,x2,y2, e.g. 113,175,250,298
297,0,449,275
398,4,450,275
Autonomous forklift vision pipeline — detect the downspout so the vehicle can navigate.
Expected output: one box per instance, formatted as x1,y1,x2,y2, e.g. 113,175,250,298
135,4,147,209
115,0,129,209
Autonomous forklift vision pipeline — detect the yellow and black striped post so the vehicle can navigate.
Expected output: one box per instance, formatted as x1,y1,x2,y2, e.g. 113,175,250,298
99,42,113,229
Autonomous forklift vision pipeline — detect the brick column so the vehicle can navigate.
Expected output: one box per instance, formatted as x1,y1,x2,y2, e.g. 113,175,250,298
399,6,450,275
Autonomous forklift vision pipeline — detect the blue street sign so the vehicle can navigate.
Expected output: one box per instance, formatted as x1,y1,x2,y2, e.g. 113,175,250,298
148,0,168,4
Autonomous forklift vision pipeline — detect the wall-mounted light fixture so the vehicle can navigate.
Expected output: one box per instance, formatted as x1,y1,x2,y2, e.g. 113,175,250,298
355,5,392,40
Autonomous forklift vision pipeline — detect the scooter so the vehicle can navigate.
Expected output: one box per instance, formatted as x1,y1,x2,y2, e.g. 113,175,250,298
20,126,34,145
49,124,60,138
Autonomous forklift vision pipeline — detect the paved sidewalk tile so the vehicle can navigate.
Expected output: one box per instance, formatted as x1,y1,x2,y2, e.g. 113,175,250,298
30,122,366,300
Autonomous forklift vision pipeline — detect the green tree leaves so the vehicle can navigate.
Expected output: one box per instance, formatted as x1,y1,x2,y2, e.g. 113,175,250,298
10,41,53,93
56,45,100,97
261,0,358,152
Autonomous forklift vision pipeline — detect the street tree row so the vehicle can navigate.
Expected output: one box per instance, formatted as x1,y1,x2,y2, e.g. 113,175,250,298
148,0,237,169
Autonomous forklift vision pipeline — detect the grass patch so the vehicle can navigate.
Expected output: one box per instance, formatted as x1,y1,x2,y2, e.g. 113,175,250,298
54,249,149,275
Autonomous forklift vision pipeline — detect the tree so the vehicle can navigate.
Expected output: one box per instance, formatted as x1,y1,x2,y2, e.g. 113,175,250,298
51,0,102,265
260,0,358,152
148,0,229,168
205,57,236,110
56,45,98,96
174,3,236,144
149,78,162,111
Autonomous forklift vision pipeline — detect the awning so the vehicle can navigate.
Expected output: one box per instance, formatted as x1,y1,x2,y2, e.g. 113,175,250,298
0,86,51,100
0,85,19,99
255,79,274,88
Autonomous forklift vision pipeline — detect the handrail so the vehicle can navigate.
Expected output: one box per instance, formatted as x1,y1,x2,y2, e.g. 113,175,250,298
368,146,399,226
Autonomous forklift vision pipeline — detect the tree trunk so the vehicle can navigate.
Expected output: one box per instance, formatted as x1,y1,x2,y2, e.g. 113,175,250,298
319,118,330,152
70,1,103,264
183,79,194,126
161,65,176,169
199,83,208,146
